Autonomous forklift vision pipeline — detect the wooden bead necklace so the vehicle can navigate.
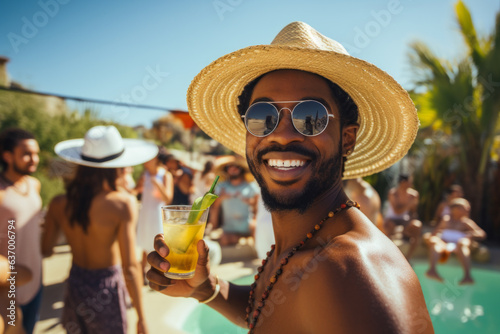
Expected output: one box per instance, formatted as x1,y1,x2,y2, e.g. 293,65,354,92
245,200,360,333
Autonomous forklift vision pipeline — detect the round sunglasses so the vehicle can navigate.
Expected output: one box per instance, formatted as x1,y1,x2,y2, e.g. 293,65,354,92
241,100,335,137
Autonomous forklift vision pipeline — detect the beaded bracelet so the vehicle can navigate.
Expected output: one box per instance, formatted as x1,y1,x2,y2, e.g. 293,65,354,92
199,275,220,304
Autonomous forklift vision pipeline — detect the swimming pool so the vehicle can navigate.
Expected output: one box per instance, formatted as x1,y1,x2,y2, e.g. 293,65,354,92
413,263,500,334
180,263,500,333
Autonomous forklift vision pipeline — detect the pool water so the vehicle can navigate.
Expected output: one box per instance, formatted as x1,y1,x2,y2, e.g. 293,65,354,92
181,264,500,334
181,275,253,334
413,263,500,334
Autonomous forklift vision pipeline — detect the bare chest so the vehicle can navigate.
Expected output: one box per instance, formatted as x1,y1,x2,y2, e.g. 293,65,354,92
248,252,324,333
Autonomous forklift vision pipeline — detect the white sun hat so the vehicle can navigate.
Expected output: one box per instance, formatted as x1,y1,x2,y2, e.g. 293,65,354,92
187,21,419,179
55,125,159,168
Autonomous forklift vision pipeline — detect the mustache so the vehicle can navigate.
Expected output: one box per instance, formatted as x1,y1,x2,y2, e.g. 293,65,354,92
256,144,316,162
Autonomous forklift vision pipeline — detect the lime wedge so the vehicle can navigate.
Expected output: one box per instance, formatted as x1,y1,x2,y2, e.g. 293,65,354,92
164,223,204,254
187,176,220,225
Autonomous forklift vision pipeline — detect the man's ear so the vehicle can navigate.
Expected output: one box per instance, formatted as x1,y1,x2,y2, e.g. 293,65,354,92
2,151,13,166
342,124,359,156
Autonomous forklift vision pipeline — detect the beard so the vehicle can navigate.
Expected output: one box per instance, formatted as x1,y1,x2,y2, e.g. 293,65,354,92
228,172,244,181
247,142,343,214
13,161,36,175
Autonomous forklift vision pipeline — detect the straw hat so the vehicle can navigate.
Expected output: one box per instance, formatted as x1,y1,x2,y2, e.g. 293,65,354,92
215,155,254,183
55,125,159,168
187,21,419,179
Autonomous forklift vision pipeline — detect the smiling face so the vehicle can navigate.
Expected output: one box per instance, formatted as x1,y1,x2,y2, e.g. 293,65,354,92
245,70,357,212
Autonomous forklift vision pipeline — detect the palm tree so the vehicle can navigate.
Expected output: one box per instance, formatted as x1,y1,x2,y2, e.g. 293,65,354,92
455,1,500,235
408,1,500,235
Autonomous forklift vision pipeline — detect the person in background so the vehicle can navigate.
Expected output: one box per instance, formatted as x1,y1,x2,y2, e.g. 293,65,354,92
118,166,137,194
383,174,423,260
0,128,42,334
254,195,274,259
426,198,486,284
1,255,33,334
190,160,216,204
42,125,157,334
134,146,174,282
163,154,194,205
209,155,259,246
344,177,383,230
433,184,465,223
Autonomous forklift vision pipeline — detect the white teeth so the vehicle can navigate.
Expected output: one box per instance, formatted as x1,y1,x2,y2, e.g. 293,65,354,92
268,159,306,168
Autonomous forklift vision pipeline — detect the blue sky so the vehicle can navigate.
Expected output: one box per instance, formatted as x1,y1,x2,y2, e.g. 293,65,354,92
0,0,498,127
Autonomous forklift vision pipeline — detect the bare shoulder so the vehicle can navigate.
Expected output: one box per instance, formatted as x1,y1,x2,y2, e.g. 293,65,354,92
102,190,138,218
105,190,137,207
295,214,431,333
48,194,67,210
28,176,41,193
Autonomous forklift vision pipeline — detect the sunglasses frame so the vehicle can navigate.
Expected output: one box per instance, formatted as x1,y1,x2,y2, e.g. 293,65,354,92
241,100,335,137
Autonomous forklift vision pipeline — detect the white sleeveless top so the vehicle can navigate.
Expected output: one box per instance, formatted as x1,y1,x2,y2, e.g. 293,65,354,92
136,168,166,251
0,176,43,305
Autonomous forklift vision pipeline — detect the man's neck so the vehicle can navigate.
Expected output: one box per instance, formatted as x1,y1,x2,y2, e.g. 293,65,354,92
397,185,408,193
270,184,348,256
1,169,26,185
229,177,243,186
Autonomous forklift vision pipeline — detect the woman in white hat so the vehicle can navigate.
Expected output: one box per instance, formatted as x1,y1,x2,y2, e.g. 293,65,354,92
42,125,158,334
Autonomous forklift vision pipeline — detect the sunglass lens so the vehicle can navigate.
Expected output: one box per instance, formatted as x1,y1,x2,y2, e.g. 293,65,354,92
292,101,329,136
245,103,278,136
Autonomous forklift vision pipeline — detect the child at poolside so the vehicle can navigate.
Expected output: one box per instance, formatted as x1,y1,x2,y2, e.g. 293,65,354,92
425,198,486,284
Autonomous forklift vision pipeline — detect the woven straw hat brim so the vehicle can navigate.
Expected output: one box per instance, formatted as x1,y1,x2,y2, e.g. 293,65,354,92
55,138,159,168
187,45,419,179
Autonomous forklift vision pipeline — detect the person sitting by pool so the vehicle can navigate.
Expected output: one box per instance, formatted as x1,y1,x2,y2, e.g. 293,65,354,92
383,174,423,260
433,184,465,224
425,198,486,284
343,177,383,230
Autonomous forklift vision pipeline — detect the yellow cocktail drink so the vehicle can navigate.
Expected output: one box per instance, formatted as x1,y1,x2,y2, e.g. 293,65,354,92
161,205,209,279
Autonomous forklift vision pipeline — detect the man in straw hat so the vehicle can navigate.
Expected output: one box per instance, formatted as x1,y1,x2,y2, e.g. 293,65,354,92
209,155,259,246
147,22,434,333
42,125,158,333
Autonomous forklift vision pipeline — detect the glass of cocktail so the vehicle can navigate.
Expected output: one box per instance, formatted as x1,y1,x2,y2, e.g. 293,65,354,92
162,176,219,279
161,205,209,279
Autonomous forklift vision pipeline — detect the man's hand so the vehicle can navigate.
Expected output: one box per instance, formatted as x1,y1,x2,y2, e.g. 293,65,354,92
146,234,212,299
137,318,148,334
